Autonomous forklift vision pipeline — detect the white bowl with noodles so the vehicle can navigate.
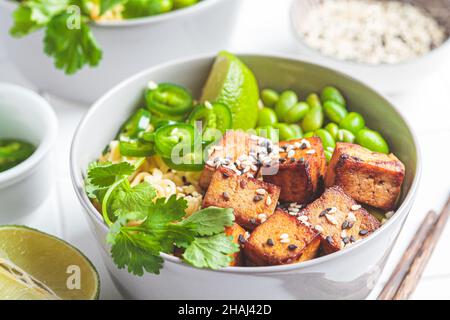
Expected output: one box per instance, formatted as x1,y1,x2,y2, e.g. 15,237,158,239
0,83,58,223
70,53,420,299
290,0,450,94
0,0,240,104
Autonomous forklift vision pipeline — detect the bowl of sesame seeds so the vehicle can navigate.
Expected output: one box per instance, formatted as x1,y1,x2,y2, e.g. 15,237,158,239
290,0,450,94
71,52,420,299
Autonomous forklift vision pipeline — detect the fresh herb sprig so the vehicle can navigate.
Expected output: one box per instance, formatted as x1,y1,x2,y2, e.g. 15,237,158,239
86,159,239,275
9,0,179,74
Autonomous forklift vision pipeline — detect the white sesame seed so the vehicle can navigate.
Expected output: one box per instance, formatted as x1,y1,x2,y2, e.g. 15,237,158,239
246,173,254,178
147,81,158,90
279,233,289,239
206,160,214,167
298,215,309,223
327,207,337,214
244,232,250,240
351,204,362,211
258,213,267,221
314,225,324,233
341,230,347,238
289,207,300,213
301,139,311,148
285,144,294,152
306,149,316,155
280,238,290,244
325,214,338,225
347,212,357,223
266,196,272,206
256,189,266,195
204,101,213,109
294,142,301,149
289,202,298,207
288,211,298,216
287,150,296,158
250,164,258,171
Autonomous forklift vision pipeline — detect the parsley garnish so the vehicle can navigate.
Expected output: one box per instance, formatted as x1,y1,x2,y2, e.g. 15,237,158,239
86,159,239,275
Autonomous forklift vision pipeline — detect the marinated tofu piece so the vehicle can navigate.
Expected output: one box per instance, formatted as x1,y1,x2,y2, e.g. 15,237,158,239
263,137,327,203
244,210,321,266
300,186,380,255
202,168,280,230
325,142,405,210
225,223,247,266
199,131,270,190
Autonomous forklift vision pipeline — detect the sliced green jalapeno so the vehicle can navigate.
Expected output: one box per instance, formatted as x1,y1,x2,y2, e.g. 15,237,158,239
187,102,232,142
0,139,35,173
145,83,193,117
118,108,155,157
154,124,196,159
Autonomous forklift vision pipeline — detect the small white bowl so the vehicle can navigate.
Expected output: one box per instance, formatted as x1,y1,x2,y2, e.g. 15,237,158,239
0,0,241,103
290,0,450,94
0,83,58,223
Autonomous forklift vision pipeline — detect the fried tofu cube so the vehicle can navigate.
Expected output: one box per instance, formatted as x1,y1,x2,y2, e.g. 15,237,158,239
199,131,260,190
202,168,280,230
300,186,380,255
244,210,321,266
263,137,327,203
325,142,405,210
225,223,247,266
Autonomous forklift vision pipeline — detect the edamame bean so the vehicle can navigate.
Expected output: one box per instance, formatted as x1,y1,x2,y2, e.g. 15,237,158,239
261,89,280,108
274,123,296,141
256,126,278,142
325,123,339,140
257,107,278,127
289,124,303,139
303,131,314,138
285,102,309,123
336,129,356,143
339,112,365,134
301,94,324,132
323,100,348,123
321,86,346,106
315,129,336,150
356,128,389,154
275,90,298,121
324,149,333,162
174,0,198,9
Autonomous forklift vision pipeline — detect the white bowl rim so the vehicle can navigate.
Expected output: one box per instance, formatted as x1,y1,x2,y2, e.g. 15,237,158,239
289,0,450,69
0,83,58,185
0,0,227,28
70,51,422,274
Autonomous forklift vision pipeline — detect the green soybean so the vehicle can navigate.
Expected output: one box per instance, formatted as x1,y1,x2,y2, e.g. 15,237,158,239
289,124,303,139
275,90,298,121
323,100,348,123
325,123,339,140
256,126,278,142
324,149,334,162
315,129,336,150
321,86,346,106
257,107,278,127
301,94,323,132
285,102,309,123
356,128,390,154
339,112,365,134
337,129,356,143
303,131,314,138
261,89,280,108
274,123,296,141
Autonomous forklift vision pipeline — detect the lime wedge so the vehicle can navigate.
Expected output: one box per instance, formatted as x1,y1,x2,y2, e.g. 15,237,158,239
0,226,99,300
201,51,259,130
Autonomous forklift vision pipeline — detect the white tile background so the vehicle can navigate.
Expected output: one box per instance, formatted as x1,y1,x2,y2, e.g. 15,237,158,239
0,0,449,299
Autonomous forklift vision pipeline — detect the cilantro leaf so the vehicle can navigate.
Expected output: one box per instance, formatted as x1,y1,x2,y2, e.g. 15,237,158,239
179,207,235,236
110,232,163,276
109,181,157,217
142,195,187,229
10,0,69,37
99,0,125,15
44,13,102,74
182,234,239,269
87,161,134,188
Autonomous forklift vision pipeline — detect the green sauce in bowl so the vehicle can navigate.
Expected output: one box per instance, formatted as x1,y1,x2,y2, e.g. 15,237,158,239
0,139,36,173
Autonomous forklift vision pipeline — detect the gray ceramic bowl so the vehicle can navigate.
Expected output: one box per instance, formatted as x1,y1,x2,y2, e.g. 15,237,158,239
70,53,420,299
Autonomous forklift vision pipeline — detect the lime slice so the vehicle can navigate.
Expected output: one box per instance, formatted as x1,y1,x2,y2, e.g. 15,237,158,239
200,51,259,130
0,226,99,300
